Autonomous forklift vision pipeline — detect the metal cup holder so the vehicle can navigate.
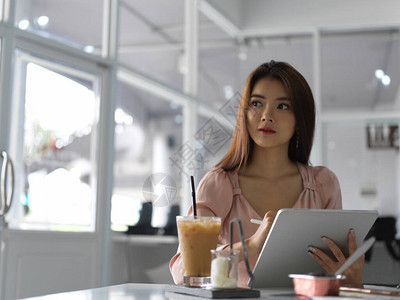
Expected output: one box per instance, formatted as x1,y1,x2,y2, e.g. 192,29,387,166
229,218,255,289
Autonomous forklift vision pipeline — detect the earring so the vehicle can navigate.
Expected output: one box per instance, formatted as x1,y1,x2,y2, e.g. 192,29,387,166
296,131,299,149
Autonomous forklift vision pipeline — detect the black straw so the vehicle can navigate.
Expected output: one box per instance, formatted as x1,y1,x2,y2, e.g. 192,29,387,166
190,176,197,217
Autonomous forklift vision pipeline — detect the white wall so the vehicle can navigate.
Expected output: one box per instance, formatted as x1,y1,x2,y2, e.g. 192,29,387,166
325,123,399,234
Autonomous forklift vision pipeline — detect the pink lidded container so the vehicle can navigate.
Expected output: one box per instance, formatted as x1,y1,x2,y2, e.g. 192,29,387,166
289,274,345,296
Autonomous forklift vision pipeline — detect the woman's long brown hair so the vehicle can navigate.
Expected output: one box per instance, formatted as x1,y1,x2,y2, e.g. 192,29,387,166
216,61,316,172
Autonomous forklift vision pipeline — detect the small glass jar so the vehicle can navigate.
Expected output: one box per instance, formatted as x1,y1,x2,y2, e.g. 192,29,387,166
210,249,240,289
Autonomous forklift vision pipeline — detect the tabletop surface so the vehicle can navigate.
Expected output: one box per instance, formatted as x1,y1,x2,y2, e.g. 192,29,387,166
21,283,297,300
21,282,391,300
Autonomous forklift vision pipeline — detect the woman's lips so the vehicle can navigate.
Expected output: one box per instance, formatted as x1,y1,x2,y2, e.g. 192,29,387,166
258,127,276,134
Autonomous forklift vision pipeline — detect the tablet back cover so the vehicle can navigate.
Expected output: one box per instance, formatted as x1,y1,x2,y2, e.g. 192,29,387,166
250,209,378,288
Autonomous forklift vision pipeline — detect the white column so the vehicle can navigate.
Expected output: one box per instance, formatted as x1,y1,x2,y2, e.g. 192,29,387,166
183,0,199,97
151,134,171,228
102,0,119,58
181,0,199,214
0,0,15,150
0,1,16,297
311,29,323,166
98,0,119,287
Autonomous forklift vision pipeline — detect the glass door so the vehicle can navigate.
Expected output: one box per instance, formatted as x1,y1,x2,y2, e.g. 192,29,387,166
0,46,111,299
8,50,99,232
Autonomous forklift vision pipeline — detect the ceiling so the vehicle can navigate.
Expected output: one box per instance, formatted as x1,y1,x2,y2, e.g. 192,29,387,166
13,0,400,120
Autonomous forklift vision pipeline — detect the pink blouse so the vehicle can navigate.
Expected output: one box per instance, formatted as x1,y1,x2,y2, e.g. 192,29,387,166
169,162,342,287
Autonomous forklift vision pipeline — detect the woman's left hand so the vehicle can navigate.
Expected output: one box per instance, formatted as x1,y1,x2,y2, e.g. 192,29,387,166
308,229,364,287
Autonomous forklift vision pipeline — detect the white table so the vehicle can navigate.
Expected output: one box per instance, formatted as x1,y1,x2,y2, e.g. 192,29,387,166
21,283,293,300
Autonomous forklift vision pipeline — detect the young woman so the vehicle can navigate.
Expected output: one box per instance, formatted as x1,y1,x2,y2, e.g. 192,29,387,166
170,61,364,287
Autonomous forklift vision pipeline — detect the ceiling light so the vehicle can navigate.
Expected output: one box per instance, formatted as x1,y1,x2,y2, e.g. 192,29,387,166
36,15,49,28
83,45,95,53
174,114,183,124
18,19,30,30
375,69,384,79
223,85,234,100
382,75,391,86
374,69,391,86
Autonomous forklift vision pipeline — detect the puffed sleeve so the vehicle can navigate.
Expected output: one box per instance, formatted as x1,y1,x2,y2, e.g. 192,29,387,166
195,168,234,218
315,166,342,209
169,167,234,285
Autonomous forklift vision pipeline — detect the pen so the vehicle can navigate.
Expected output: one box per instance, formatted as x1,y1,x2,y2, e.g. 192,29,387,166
250,219,262,225
334,236,375,275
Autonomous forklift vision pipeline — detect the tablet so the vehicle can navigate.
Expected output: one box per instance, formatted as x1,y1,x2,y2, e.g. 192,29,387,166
249,209,378,288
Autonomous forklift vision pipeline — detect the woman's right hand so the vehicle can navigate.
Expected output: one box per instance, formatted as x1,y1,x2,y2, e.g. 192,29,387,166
246,211,276,257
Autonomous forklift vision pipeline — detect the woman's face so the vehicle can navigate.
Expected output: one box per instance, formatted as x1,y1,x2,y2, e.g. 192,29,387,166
246,77,296,151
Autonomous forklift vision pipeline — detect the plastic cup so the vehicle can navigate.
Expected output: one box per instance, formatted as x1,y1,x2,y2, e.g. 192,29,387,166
210,249,239,289
176,216,221,286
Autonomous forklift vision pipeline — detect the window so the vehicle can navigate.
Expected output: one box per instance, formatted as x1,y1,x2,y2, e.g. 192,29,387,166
15,0,103,54
8,50,101,231
111,80,183,232
195,114,232,181
321,29,400,111
118,0,184,91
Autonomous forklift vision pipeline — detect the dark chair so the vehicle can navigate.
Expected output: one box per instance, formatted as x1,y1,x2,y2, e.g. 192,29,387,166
126,202,158,235
365,216,400,261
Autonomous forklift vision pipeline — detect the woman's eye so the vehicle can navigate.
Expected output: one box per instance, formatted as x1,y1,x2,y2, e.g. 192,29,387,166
277,103,289,110
250,100,262,107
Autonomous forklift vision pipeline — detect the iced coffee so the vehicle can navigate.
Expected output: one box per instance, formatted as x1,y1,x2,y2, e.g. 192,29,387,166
176,216,221,286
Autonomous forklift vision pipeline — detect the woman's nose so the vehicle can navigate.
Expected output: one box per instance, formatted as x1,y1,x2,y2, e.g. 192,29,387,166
261,107,274,122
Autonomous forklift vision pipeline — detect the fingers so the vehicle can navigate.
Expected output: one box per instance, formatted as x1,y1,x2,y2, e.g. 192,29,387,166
261,210,276,230
308,229,365,287
263,210,277,220
348,228,358,255
322,236,346,263
247,211,277,256
308,229,361,273
308,235,346,275
308,243,340,274
308,247,335,274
